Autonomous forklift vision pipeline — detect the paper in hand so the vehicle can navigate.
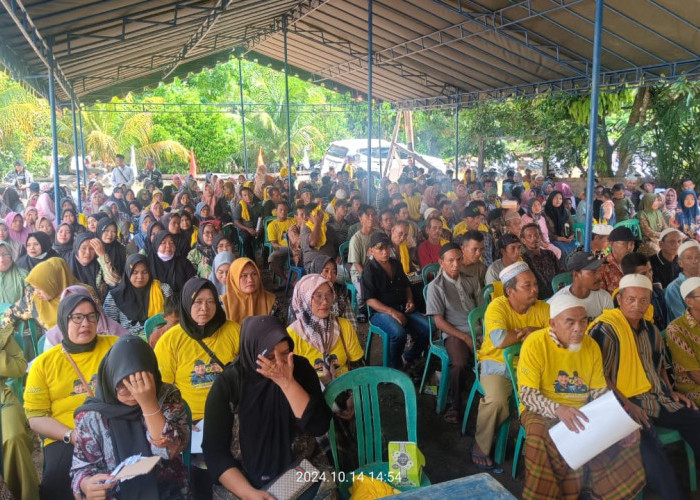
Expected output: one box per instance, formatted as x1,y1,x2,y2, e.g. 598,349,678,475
548,391,639,470
111,455,161,482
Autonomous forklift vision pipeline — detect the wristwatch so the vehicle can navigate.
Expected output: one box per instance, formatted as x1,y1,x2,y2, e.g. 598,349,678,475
63,429,73,444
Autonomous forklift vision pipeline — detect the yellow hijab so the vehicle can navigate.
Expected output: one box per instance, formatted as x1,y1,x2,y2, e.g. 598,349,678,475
586,308,652,398
398,242,411,274
25,257,95,329
222,258,276,324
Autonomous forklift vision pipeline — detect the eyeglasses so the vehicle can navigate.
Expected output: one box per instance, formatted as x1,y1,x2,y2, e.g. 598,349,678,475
193,299,217,308
312,293,334,304
67,312,99,324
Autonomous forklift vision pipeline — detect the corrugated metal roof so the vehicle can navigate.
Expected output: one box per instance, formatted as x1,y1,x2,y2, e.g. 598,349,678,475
1,0,699,107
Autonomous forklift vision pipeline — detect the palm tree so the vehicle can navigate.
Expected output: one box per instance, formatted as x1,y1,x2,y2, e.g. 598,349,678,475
0,71,46,153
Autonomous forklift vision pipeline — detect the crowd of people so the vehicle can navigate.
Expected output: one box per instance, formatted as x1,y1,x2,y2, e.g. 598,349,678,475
0,158,697,499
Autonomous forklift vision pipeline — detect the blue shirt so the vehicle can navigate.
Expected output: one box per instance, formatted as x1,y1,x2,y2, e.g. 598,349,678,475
665,272,687,321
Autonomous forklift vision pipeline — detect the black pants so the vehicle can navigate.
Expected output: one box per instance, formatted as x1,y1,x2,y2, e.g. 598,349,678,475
237,228,257,261
41,441,74,500
637,405,700,500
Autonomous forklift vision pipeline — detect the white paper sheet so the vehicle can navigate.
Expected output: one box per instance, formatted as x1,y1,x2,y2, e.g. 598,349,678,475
548,391,639,470
190,419,204,454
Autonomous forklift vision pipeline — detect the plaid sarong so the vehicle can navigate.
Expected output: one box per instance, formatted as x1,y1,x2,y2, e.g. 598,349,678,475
521,410,645,500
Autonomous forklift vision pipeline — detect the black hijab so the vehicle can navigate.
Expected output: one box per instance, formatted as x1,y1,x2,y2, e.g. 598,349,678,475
544,190,570,236
53,222,75,259
76,336,174,500
58,294,99,354
96,217,126,275
110,254,152,324
161,213,191,257
308,253,333,274
179,212,195,248
211,233,232,255
146,231,196,293
16,231,58,272
61,208,84,234
179,277,226,341
68,232,101,293
144,221,165,255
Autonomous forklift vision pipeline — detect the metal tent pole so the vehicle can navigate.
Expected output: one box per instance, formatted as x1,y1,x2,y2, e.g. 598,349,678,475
377,101,382,174
584,0,604,252
78,105,87,187
283,17,293,201
367,0,373,203
47,46,61,221
238,56,248,176
70,100,82,212
455,101,460,180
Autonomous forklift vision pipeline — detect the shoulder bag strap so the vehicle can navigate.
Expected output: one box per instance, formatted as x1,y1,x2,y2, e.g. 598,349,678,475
195,338,227,369
61,348,95,398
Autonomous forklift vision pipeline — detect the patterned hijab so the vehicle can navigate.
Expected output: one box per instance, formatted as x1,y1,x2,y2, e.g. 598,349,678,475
288,274,340,355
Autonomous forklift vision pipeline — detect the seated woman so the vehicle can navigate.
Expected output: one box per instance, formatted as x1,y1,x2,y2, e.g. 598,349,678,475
143,220,165,256
288,275,363,384
180,211,197,249
146,231,196,293
307,254,356,329
521,198,562,259
161,212,191,257
209,251,234,298
43,286,130,350
15,231,58,272
0,219,24,261
104,254,173,337
188,221,217,278
23,294,118,500
52,223,75,260
212,233,234,256
223,258,284,325
36,215,56,243
133,212,156,252
5,212,29,246
60,208,85,234
544,190,576,258
96,218,127,276
203,316,332,499
154,277,241,422
68,232,121,303
23,206,38,233
637,192,668,256
71,336,190,499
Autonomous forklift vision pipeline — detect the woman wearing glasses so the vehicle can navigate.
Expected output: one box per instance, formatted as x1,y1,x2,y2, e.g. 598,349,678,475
23,294,118,500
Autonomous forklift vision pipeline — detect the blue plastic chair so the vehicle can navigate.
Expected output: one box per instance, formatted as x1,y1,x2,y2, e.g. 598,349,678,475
419,286,450,414
503,343,526,479
365,305,390,367
421,263,440,285
551,272,573,294
324,367,430,498
284,234,305,296
339,241,358,314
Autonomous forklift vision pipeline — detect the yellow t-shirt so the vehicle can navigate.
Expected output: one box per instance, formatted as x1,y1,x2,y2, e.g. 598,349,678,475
267,218,295,247
479,296,549,364
155,321,241,420
517,328,606,413
24,335,118,444
403,194,422,221
287,318,364,378
453,220,468,237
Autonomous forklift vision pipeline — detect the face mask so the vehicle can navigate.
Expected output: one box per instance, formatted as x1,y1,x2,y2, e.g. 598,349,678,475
157,251,174,262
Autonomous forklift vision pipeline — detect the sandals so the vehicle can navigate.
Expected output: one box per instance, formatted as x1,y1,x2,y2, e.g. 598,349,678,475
470,446,494,471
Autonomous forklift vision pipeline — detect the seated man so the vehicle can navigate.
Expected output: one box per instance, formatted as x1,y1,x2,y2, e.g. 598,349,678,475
485,233,521,285
454,202,494,266
327,199,349,244
457,231,486,287
549,251,613,322
667,277,700,407
650,228,683,289
232,186,262,260
519,295,644,499
426,243,483,423
300,202,337,269
520,223,563,300
599,226,636,293
266,201,295,288
503,210,523,239
621,252,669,330
378,208,395,237
394,202,421,247
589,274,700,499
418,217,449,268
473,262,549,468
348,204,378,323
362,232,429,371
590,223,613,258
666,241,700,321
390,221,419,275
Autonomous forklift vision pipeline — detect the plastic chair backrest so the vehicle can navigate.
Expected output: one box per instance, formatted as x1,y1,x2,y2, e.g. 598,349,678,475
324,367,417,471
339,241,351,281
16,318,39,361
422,286,438,345
482,284,494,305
503,343,522,411
573,222,585,246
551,272,573,294
144,313,166,340
468,305,487,369
614,219,641,240
421,263,440,284
263,216,276,241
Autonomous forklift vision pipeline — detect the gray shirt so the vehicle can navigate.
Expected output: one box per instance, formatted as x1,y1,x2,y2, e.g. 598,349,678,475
348,230,376,278
300,224,337,266
425,270,483,334
548,285,614,322
485,258,506,284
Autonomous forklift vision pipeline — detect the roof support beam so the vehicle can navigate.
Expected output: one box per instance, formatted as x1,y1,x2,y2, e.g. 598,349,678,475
162,0,230,79
313,0,589,82
0,0,75,99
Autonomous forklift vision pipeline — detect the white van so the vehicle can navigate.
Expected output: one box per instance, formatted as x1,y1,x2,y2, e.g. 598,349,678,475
321,139,445,179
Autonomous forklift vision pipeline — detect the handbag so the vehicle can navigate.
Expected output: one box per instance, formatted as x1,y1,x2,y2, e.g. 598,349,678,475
263,459,319,500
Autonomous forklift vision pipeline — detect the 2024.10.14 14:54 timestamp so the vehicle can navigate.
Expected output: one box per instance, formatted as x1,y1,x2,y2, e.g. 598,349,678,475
296,470,399,484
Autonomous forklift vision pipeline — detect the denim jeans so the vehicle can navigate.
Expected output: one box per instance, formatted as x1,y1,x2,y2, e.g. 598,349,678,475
369,312,429,368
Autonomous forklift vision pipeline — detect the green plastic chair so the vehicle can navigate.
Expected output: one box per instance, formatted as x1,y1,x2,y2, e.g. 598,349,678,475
324,367,430,497
482,283,494,306
365,305,390,367
419,287,450,414
656,427,697,492
551,272,573,294
614,219,642,240
460,305,509,465
144,313,166,341
421,263,440,285
339,241,358,314
573,222,585,246
503,343,526,479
